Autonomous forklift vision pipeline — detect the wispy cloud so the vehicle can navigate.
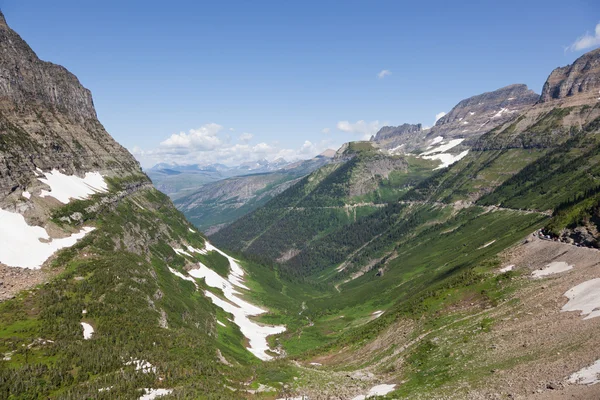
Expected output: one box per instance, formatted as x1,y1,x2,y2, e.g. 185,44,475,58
239,132,253,143
434,112,447,124
321,128,331,134
336,120,381,140
567,22,600,52
377,69,391,79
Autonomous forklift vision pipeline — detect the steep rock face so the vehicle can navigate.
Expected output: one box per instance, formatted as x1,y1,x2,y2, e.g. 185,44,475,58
541,48,600,102
432,84,539,140
0,11,141,198
372,84,539,153
371,123,422,144
474,49,600,152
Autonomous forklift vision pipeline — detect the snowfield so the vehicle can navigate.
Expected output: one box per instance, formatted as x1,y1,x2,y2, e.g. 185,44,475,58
38,169,108,204
426,136,444,149
531,261,573,278
80,322,94,339
170,241,286,360
423,150,470,169
351,384,397,399
421,138,465,156
568,359,600,385
0,208,95,269
561,278,600,320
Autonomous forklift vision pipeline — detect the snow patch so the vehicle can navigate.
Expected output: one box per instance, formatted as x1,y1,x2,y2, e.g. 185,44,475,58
499,265,514,273
491,108,514,119
139,388,173,400
188,228,195,233
38,170,108,204
168,267,198,289
426,136,444,149
532,261,573,278
569,359,600,385
81,322,94,339
421,139,465,156
351,384,397,399
372,310,384,318
0,208,95,269
172,247,192,257
423,150,469,170
561,278,600,320
22,191,31,199
125,358,157,374
217,320,226,327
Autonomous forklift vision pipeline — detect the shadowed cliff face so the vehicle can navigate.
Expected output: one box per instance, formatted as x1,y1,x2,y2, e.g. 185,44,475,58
541,48,600,103
0,11,142,197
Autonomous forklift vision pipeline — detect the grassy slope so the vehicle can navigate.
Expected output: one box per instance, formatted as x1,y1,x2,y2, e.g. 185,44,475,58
0,178,274,399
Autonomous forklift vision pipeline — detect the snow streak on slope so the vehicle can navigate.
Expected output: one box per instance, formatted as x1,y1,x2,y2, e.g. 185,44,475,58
38,169,108,204
419,138,469,169
169,240,286,360
0,208,94,269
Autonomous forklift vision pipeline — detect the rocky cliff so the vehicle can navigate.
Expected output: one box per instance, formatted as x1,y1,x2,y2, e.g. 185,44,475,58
541,48,600,102
0,11,141,198
372,84,539,153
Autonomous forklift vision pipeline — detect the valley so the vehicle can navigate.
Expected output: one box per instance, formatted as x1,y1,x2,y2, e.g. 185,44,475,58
1,7,600,400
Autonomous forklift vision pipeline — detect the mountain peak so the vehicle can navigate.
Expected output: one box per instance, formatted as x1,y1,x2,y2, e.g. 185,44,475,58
0,10,8,28
540,47,600,103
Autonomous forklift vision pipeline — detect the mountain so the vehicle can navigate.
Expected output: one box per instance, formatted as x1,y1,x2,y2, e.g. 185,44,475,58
174,152,334,234
210,48,600,399
0,12,290,398
371,84,539,155
147,158,296,197
5,9,600,399
211,141,437,266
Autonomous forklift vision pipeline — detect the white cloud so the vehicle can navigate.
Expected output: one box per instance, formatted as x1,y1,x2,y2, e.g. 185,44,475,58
377,69,392,79
239,132,254,143
567,23,600,52
159,123,223,154
321,128,331,134
337,120,381,140
131,123,341,169
434,112,447,124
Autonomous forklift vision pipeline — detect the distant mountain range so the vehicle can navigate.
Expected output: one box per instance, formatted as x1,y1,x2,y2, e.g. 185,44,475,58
174,151,335,232
147,157,303,197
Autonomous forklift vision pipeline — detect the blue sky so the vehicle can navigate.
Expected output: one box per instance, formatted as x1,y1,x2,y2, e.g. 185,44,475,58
2,0,599,167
